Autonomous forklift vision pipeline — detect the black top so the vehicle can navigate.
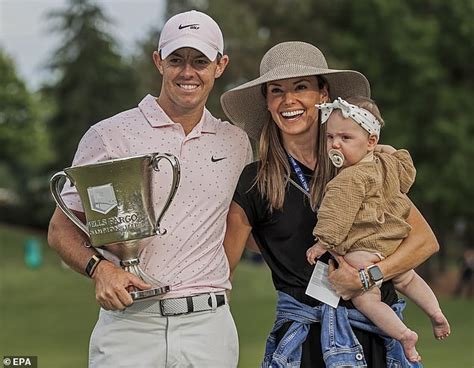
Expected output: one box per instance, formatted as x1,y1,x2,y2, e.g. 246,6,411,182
234,160,320,291
234,160,398,367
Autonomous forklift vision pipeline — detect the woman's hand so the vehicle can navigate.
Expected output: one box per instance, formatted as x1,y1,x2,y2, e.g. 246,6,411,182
327,255,363,300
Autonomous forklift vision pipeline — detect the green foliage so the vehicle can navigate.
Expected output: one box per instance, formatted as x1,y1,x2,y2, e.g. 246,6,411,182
328,0,474,243
0,50,55,227
155,0,474,247
0,52,52,170
1,0,472,246
45,0,140,169
0,52,33,167
132,29,162,97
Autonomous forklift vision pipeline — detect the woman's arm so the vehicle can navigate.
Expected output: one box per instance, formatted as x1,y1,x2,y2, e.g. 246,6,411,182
328,203,439,300
224,201,253,279
377,204,439,279
246,233,260,253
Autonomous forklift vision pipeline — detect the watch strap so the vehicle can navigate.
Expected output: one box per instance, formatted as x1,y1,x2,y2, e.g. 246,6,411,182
85,254,105,278
358,269,371,291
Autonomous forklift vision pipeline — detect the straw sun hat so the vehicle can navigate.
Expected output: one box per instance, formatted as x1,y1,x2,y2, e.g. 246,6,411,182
220,41,371,141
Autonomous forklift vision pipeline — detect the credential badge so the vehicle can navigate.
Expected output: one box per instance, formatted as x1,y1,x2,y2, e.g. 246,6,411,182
87,183,118,214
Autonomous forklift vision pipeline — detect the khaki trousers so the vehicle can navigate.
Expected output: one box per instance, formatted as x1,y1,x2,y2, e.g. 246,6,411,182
88,301,239,368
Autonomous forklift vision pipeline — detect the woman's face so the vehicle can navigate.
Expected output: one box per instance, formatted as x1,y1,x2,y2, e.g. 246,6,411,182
266,76,328,139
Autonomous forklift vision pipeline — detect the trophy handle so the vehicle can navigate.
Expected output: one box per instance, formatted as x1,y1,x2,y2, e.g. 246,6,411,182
151,153,181,235
50,171,90,236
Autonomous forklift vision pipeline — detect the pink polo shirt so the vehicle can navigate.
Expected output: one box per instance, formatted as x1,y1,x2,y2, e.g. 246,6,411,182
61,94,253,298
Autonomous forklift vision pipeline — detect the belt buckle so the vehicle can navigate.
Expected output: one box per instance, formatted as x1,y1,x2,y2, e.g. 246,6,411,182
159,297,188,316
160,299,179,316
159,299,167,316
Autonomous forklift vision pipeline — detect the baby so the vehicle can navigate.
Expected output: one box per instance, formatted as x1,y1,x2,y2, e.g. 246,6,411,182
307,96,450,362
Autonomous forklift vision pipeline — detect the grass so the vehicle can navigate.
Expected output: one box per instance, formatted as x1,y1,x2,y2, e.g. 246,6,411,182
1,224,473,367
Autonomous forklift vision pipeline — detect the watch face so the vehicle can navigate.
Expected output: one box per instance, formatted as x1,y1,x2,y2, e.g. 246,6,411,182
368,266,383,281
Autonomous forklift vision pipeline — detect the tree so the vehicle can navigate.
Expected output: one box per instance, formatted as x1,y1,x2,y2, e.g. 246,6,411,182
45,0,140,169
132,28,162,98
0,49,54,226
139,0,473,269
324,0,474,266
0,51,43,171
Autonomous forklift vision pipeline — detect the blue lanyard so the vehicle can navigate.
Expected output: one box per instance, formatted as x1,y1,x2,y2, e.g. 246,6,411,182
287,154,310,193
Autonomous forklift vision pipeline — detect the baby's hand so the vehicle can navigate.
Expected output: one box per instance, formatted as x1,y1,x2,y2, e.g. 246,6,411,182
375,144,396,154
306,243,327,265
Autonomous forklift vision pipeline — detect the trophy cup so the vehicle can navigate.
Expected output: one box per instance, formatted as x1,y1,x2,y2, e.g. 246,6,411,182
50,153,180,300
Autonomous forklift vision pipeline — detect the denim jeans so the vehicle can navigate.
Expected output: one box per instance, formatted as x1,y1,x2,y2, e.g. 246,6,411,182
261,291,422,368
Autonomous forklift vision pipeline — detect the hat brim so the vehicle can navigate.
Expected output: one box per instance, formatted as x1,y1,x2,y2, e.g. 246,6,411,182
160,37,219,61
221,66,370,141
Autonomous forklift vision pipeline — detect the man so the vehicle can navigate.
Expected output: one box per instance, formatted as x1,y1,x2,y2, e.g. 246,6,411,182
48,10,252,367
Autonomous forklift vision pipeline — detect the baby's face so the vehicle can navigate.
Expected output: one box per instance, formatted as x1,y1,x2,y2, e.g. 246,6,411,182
326,110,375,167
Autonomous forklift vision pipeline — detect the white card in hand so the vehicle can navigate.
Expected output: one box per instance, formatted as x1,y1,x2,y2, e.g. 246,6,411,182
305,261,340,308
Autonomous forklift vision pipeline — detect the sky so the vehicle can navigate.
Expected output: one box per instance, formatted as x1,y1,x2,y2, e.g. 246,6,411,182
0,0,165,90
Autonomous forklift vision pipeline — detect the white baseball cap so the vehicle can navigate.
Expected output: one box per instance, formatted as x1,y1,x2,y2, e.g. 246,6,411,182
158,10,224,61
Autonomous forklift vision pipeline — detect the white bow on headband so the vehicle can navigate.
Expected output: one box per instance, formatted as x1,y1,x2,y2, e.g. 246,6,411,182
316,97,381,137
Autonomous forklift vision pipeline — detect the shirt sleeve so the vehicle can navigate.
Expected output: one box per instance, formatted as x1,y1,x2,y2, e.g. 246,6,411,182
60,127,110,212
232,163,261,228
392,149,416,193
313,168,367,254
244,136,254,165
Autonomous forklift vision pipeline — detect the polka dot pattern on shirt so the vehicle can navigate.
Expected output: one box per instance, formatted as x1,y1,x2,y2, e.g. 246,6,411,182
61,94,253,297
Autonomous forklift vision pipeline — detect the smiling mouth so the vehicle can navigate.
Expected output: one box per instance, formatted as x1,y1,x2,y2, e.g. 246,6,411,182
177,83,199,91
280,110,304,120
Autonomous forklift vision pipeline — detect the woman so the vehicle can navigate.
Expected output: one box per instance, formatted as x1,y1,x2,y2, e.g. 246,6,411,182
221,41,438,367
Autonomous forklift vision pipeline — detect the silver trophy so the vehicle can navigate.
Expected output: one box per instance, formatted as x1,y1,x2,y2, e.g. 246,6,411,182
50,153,180,300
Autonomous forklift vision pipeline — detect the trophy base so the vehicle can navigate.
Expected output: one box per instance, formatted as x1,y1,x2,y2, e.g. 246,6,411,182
121,258,171,300
130,285,171,300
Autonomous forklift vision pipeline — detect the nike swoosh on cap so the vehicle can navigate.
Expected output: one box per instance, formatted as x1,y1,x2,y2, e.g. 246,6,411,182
178,23,200,30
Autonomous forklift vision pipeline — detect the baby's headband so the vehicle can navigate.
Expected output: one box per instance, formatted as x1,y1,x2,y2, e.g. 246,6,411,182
316,97,381,137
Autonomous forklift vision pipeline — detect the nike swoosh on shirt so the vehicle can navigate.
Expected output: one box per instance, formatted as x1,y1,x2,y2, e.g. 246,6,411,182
211,156,227,162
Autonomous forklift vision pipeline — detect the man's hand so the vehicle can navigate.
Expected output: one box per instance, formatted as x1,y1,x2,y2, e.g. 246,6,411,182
92,261,152,310
327,255,363,300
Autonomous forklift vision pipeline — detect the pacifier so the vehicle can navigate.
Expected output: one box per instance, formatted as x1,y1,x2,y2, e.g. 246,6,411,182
328,149,345,168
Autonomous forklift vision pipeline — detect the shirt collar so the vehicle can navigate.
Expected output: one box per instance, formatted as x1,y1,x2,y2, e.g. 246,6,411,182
138,94,217,134
360,151,375,163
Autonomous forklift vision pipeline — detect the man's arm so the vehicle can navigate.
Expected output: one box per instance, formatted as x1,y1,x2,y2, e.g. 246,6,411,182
48,207,97,274
223,201,253,280
328,204,439,300
48,207,151,310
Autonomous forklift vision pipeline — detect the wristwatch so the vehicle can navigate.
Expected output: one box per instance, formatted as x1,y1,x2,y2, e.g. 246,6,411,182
366,265,384,288
85,254,105,278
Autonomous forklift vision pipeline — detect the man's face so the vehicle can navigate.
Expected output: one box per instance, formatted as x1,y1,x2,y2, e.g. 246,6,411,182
154,47,228,114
